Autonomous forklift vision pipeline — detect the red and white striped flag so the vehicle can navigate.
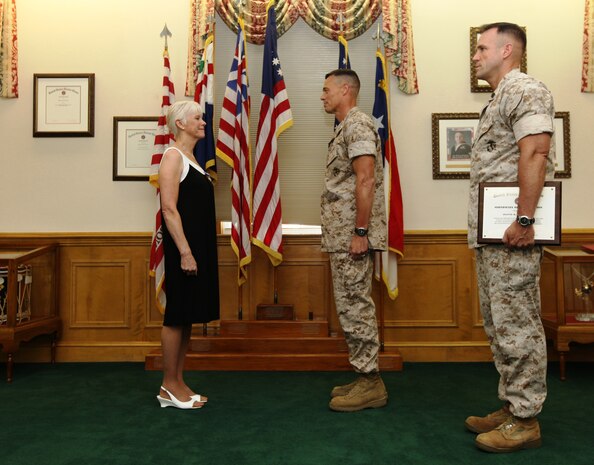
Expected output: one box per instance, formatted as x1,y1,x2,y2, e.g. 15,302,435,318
252,2,293,266
216,19,252,286
149,45,176,313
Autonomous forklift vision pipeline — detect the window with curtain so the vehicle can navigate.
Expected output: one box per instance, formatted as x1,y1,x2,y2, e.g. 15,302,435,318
211,14,382,227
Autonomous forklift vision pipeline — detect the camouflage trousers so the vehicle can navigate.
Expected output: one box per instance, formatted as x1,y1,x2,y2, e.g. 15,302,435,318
329,252,380,374
475,245,547,418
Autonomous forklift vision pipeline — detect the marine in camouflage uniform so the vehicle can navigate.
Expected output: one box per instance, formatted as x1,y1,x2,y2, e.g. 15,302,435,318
321,106,387,374
468,67,555,420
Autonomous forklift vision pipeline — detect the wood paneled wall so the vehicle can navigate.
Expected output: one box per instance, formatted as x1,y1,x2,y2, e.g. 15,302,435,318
2,231,594,363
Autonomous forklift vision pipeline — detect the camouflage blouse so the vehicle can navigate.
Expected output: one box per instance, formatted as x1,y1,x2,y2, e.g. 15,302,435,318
321,107,387,252
468,69,556,248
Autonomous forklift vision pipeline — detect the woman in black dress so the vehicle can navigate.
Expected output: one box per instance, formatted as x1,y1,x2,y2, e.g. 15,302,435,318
156,100,219,410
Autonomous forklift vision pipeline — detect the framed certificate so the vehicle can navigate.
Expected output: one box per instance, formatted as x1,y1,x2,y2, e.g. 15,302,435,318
112,116,158,181
33,74,95,137
478,181,562,245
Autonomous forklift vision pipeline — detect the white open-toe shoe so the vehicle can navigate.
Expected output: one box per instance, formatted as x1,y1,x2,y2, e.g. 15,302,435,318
157,386,203,409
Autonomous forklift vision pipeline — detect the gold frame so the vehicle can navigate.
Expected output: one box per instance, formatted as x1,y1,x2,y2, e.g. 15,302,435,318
431,112,479,179
432,112,571,180
553,112,571,178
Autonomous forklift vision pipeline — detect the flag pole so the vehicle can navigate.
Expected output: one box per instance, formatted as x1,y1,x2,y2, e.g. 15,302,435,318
378,267,385,352
376,23,380,50
208,13,216,339
149,23,175,316
207,11,215,37
238,284,243,320
252,0,293,309
195,13,217,335
202,12,209,333
160,23,172,50
372,24,386,352
268,0,277,308
237,0,245,321
273,267,278,304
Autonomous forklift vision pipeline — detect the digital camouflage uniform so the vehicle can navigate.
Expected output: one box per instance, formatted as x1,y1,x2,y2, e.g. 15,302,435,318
321,106,387,374
468,69,555,418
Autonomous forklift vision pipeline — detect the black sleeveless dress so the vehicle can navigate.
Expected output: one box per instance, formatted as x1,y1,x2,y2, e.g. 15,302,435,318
161,151,220,326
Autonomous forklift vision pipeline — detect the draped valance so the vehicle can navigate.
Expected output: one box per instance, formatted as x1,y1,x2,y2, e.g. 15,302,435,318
186,0,419,95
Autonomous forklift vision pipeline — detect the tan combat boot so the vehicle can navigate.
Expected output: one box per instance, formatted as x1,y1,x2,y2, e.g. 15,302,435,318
329,373,388,412
465,404,510,433
475,415,541,453
330,377,362,398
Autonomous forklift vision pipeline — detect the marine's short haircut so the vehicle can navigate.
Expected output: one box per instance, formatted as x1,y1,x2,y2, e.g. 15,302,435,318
325,68,361,93
479,22,527,53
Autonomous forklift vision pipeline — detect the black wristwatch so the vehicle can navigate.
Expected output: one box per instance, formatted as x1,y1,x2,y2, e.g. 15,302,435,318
516,215,535,227
354,227,368,237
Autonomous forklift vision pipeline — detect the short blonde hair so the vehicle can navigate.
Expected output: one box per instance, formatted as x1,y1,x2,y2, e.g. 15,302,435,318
166,100,203,137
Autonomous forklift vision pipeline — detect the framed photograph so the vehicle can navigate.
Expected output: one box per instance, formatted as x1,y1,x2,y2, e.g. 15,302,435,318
432,112,569,180
432,112,479,179
553,111,571,178
33,74,95,137
478,181,561,245
470,27,527,93
113,117,158,181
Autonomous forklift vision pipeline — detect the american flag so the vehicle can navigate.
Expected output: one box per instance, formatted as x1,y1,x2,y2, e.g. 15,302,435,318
193,34,217,180
216,19,252,286
149,46,176,313
252,3,293,266
373,49,404,299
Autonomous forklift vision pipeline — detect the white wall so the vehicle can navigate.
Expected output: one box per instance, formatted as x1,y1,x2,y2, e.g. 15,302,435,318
1,0,592,233
397,0,594,230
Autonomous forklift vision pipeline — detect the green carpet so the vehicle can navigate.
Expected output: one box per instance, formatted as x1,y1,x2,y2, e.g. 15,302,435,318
1,362,592,465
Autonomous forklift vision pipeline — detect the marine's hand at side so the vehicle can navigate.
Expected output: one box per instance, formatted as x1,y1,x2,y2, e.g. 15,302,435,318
349,235,369,259
503,222,535,248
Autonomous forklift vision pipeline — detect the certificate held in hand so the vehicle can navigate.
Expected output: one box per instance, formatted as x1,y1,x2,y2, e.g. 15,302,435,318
478,181,562,245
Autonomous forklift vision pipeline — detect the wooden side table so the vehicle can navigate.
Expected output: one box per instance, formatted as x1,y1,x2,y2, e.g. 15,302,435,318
0,244,61,382
541,247,594,380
